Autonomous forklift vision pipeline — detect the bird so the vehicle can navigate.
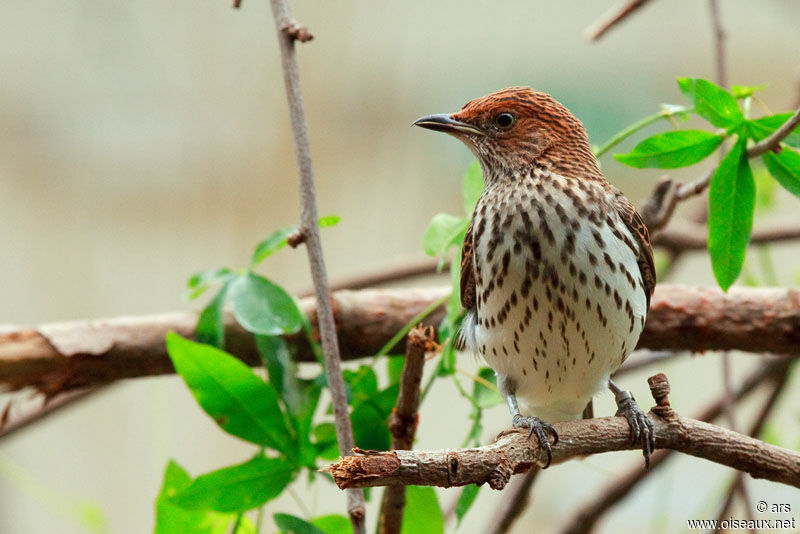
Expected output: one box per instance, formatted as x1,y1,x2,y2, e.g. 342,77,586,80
414,87,656,468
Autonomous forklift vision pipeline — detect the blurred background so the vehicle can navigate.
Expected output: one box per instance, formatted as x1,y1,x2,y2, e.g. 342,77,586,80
1,0,799,532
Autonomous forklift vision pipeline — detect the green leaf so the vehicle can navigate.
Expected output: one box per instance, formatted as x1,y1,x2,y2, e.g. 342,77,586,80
170,456,293,513
166,332,293,451
251,227,296,267
422,214,469,258
155,460,236,534
343,365,378,404
454,484,481,527
731,84,767,99
312,423,339,460
677,77,744,129
229,272,304,336
708,139,756,291
318,215,341,228
195,283,229,349
401,486,444,534
386,355,406,386
748,113,800,148
763,147,800,198
351,401,391,451
614,130,724,169
311,514,352,534
187,268,236,300
461,160,484,215
274,514,326,534
474,368,502,409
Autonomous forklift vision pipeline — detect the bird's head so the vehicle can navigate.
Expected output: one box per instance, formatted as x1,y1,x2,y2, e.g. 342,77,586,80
414,86,597,182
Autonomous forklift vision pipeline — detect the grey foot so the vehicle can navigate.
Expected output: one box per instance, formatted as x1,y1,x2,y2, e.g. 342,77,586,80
615,391,655,469
512,414,559,468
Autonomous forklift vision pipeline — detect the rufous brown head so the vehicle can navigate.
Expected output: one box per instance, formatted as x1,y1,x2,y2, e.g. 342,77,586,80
414,86,599,181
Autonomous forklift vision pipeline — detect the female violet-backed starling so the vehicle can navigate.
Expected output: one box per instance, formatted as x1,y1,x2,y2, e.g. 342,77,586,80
415,87,656,468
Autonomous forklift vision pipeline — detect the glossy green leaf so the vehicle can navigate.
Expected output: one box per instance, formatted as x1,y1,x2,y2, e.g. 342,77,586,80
474,368,502,409
614,130,723,169
708,139,755,291
311,515,352,534
155,460,235,534
229,272,304,336
677,77,744,129
318,215,341,228
731,84,767,99
186,268,236,300
166,332,292,451
312,422,339,460
747,113,800,148
195,283,229,349
422,214,469,258
454,484,481,527
386,355,406,386
274,514,326,534
401,486,444,534
251,227,296,267
351,401,391,451
462,160,484,215
763,147,800,198
170,456,293,513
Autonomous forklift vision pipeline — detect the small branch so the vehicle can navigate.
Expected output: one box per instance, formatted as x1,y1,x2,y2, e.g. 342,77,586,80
378,326,435,534
644,106,800,232
307,258,442,297
266,0,364,530
486,468,540,534
561,358,789,534
747,106,800,157
584,0,653,41
324,372,800,491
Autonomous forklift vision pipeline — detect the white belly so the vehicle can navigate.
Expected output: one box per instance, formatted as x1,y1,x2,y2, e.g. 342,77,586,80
462,173,648,421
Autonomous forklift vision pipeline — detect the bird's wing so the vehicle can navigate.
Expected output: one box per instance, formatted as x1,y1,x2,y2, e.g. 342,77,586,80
614,190,656,308
460,220,476,310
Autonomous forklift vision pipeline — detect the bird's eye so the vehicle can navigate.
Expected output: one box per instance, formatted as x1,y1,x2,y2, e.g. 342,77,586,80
494,112,516,129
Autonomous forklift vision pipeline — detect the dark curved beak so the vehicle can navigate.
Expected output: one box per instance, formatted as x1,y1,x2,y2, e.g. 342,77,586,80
413,114,485,136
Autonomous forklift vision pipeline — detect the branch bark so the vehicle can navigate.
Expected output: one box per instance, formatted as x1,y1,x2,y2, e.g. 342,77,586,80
378,326,434,534
323,373,800,491
2,285,800,393
584,0,653,41
266,0,364,530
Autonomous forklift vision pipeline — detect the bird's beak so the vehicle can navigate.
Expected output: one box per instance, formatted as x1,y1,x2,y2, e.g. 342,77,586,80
413,114,485,136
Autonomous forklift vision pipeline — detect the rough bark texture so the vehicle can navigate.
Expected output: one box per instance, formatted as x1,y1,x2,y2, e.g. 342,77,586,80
325,413,800,491
2,285,799,393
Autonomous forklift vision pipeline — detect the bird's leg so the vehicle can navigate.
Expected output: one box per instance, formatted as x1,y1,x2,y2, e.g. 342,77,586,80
608,378,655,469
499,375,558,468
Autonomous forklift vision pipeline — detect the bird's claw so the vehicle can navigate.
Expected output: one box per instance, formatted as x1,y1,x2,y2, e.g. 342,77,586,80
615,391,655,469
512,414,559,468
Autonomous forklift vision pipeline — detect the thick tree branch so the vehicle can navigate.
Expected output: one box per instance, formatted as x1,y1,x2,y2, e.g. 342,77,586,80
266,0,364,530
2,285,800,394
378,326,434,534
323,373,800,491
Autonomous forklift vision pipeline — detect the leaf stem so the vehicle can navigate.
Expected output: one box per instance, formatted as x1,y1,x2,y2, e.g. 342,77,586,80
371,293,450,362
593,106,690,159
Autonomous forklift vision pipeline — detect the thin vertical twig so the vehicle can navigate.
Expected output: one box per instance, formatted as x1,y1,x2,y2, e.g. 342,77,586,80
378,326,435,534
709,0,727,88
265,1,365,531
